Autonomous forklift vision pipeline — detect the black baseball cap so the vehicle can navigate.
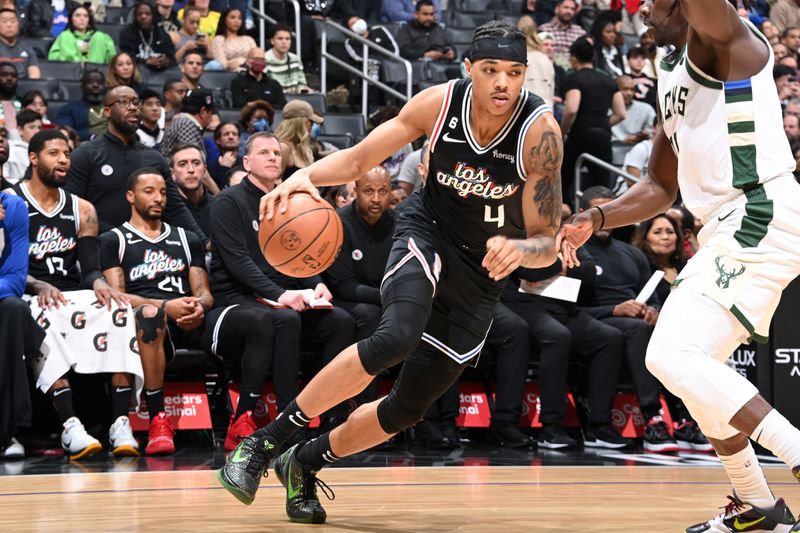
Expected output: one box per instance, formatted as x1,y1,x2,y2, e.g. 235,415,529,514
182,88,216,111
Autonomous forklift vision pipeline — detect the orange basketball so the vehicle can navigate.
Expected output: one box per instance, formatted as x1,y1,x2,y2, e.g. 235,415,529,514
258,192,343,278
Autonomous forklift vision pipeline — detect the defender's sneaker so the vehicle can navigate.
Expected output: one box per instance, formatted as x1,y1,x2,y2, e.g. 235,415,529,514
583,425,632,449
217,434,278,505
686,495,796,533
109,416,139,456
61,417,102,460
224,411,258,452
273,443,334,524
145,412,175,456
2,437,24,459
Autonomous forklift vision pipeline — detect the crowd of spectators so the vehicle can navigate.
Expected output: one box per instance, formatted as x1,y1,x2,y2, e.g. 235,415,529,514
0,0,796,460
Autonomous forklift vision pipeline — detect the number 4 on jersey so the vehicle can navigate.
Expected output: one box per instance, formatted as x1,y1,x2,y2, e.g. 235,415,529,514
484,205,505,228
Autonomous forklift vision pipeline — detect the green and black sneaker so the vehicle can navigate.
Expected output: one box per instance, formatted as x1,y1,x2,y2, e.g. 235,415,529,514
216,435,277,505
273,443,335,524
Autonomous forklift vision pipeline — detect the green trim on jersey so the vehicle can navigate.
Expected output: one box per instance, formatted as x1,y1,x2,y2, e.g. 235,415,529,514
731,145,757,189
730,304,769,344
660,46,685,72
733,185,774,248
685,60,723,90
727,121,755,135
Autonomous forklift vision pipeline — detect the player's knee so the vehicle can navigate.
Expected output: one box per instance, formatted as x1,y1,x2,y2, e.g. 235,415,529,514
359,319,423,375
645,341,672,383
135,304,166,344
376,394,429,434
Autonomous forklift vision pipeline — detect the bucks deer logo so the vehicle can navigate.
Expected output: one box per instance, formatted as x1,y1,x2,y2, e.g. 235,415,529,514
715,255,746,289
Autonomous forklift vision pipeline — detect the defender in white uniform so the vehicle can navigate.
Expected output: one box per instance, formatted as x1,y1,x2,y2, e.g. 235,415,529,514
559,1,800,532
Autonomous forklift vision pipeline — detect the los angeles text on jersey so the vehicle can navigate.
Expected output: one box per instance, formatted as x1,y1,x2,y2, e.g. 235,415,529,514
29,225,77,260
128,248,186,282
436,162,520,200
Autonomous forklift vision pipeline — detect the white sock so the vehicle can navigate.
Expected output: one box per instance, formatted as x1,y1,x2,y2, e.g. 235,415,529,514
718,442,775,509
752,409,800,472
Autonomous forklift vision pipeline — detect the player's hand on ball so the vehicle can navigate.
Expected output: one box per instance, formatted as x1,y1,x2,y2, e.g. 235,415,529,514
483,236,523,281
278,290,309,312
259,171,322,222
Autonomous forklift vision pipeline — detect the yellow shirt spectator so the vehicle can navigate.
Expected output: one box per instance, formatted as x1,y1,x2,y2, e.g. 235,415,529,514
177,7,221,38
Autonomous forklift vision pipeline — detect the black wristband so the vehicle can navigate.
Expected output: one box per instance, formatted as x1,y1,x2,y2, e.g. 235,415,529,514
593,205,605,230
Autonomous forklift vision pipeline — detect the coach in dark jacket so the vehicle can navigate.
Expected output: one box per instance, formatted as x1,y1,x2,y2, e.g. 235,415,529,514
65,86,206,241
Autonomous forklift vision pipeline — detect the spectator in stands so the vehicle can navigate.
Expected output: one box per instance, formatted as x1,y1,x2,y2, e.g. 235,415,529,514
396,139,427,195
611,75,656,167
775,64,800,104
48,4,116,64
762,19,782,45
0,62,19,133
24,0,72,38
231,47,287,109
209,132,352,428
332,0,382,34
538,31,566,106
774,42,790,63
579,186,679,452
207,121,241,189
226,164,245,187
101,169,279,453
539,0,586,69
518,16,555,108
163,79,188,121
639,28,664,79
120,1,177,71
55,69,107,142
786,112,800,143
617,127,654,196
65,85,207,239
172,6,212,63
178,0,221,38
180,50,205,90
380,0,441,23
156,0,181,34
275,99,321,178
396,0,455,63
106,52,146,95
265,24,310,93
238,99,274,155
782,26,800,60
561,37,625,196
0,188,42,460
58,125,80,150
21,90,49,124
590,13,624,78
136,89,164,148
208,8,255,72
366,105,411,180
626,46,657,110
161,88,216,164
170,143,214,235
15,129,138,460
502,247,630,450
666,204,699,258
4,109,41,183
389,185,407,208
771,0,800,34
0,10,40,79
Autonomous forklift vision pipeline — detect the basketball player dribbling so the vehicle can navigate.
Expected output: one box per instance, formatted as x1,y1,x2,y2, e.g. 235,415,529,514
217,20,563,523
559,1,800,531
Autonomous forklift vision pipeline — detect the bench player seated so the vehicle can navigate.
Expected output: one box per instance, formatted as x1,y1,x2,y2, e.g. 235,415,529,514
101,168,281,454
9,130,141,460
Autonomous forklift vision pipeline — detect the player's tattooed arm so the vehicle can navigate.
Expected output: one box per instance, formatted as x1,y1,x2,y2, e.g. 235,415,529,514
77,198,99,237
529,130,563,233
189,266,214,312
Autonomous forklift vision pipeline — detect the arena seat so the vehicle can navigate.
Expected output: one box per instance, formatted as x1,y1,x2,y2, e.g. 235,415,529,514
321,113,365,137
427,62,461,83
449,11,497,28
82,62,108,76
38,61,84,81
317,133,353,149
286,92,326,113
216,108,241,124
453,0,494,11
56,80,83,101
94,23,125,44
17,79,60,101
449,27,475,45
381,59,428,84
271,110,282,129
104,6,131,24
199,71,238,91
18,36,52,59
140,66,182,86
46,99,67,117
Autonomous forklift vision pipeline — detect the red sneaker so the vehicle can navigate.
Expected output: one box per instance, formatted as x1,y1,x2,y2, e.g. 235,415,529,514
145,412,175,456
224,411,258,451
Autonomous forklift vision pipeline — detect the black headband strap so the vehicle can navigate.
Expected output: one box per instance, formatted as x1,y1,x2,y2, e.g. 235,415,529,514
468,36,527,65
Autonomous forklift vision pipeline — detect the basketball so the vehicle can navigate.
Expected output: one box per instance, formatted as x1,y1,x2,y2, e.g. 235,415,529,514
258,192,343,278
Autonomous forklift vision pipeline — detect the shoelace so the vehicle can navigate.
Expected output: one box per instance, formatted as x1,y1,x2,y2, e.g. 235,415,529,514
304,473,336,501
722,495,745,518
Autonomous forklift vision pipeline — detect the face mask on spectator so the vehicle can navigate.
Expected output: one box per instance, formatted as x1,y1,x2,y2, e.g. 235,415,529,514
310,122,321,139
250,60,266,74
253,117,269,132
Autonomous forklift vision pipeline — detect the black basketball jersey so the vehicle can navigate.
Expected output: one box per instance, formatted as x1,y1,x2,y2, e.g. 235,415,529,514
425,78,550,251
100,221,203,300
14,182,82,291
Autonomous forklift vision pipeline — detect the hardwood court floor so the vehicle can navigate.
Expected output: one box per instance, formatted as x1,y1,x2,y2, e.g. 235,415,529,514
1,465,799,532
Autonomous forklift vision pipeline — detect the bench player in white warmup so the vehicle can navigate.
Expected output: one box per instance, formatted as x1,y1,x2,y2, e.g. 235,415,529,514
559,1,800,532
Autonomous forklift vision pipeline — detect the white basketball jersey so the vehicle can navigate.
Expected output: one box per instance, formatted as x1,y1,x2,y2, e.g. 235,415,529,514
657,22,794,222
